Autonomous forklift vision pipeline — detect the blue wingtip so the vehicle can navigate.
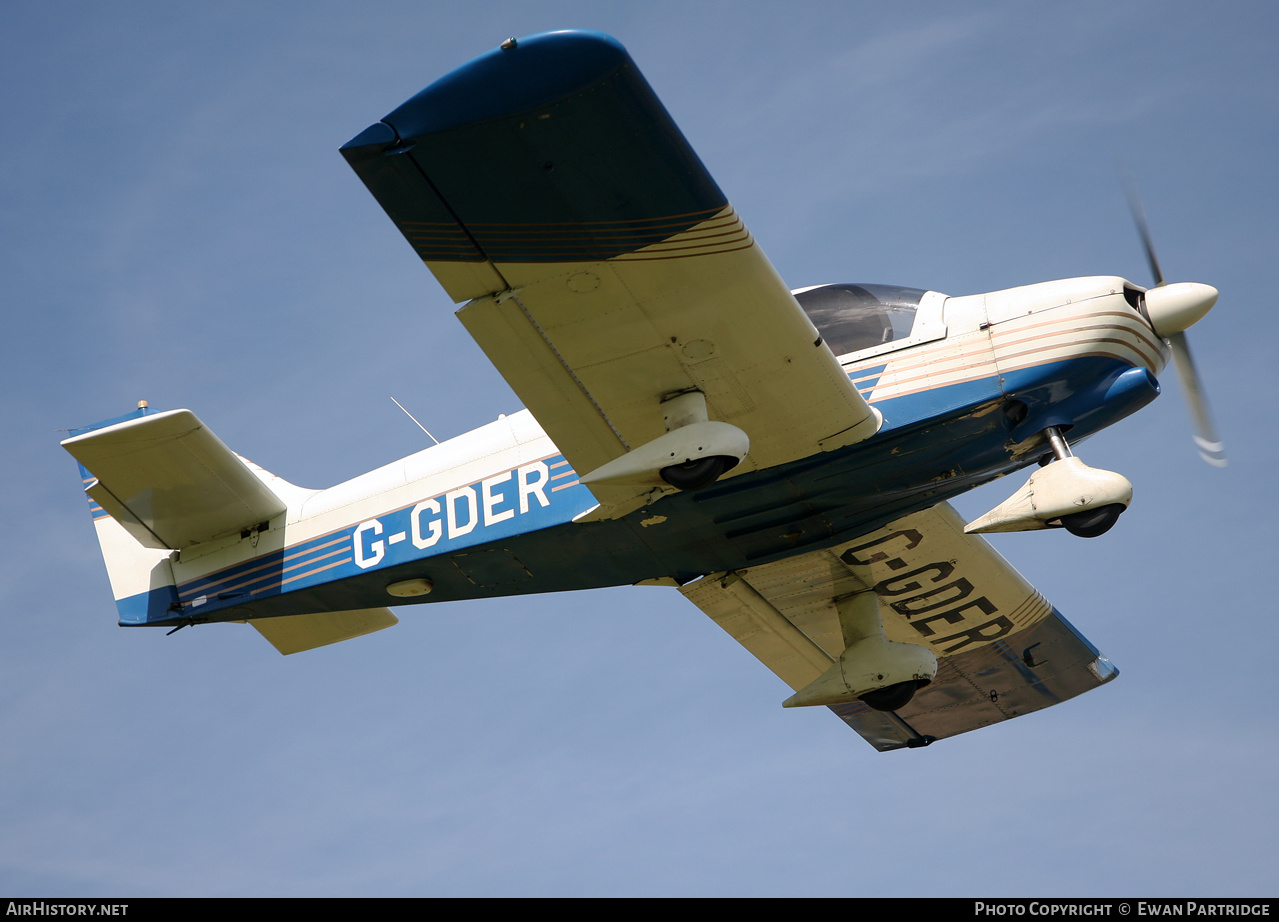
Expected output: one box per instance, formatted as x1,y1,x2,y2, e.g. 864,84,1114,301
64,406,155,507
65,405,152,439
373,29,631,141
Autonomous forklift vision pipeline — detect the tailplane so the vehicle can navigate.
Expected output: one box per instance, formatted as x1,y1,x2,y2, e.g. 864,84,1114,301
63,404,397,652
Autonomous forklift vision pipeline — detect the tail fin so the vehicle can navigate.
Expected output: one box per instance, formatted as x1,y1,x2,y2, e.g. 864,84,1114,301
63,407,287,551
65,405,400,652
64,406,181,625
63,405,287,626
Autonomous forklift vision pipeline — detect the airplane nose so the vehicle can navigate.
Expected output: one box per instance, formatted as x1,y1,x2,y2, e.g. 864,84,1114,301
1143,282,1218,336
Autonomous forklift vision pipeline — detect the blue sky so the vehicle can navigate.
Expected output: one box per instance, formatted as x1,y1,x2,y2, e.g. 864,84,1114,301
3,0,1276,896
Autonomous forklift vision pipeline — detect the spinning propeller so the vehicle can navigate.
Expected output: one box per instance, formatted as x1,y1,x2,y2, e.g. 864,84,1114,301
1122,180,1226,467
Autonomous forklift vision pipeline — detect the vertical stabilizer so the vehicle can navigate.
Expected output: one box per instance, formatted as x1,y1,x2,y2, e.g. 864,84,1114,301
66,406,180,625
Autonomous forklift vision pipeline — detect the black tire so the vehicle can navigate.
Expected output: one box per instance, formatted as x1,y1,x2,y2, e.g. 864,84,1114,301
1059,503,1125,538
659,455,735,491
859,680,923,712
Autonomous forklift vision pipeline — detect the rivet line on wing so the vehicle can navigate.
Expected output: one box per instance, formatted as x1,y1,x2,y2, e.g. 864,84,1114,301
508,291,631,452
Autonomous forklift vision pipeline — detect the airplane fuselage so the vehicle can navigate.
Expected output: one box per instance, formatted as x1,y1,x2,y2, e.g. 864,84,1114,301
95,274,1166,629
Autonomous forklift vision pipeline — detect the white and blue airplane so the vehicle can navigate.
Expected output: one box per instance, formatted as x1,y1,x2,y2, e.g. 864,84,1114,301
62,30,1222,751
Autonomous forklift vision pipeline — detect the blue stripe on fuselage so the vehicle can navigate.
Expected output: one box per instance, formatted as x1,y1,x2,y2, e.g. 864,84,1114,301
115,355,1157,625
151,454,596,625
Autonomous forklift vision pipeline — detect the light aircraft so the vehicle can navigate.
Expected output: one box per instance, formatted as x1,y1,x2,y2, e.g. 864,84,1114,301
62,30,1223,751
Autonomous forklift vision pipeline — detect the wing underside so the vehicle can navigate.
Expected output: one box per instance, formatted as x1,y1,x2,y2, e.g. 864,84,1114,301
680,503,1117,750
341,30,880,516
337,32,1115,744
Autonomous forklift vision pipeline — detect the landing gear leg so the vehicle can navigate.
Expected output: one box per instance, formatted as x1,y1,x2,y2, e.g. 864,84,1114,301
1042,427,1124,537
782,591,937,711
1043,425,1073,461
965,426,1134,536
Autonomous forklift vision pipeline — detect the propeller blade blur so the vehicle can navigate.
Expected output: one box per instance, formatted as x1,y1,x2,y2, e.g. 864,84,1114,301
1166,331,1226,467
1120,169,1166,288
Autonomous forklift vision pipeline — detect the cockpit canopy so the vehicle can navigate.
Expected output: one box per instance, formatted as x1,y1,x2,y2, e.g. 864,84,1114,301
793,283,927,358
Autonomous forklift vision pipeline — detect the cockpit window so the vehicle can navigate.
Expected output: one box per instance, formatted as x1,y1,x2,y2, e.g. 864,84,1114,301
794,283,927,357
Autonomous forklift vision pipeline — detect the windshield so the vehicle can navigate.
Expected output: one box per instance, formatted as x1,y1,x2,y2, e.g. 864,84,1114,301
794,284,926,357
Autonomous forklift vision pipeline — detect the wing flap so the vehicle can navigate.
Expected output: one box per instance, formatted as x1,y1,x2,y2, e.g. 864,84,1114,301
455,292,628,479
62,409,286,550
679,502,1117,750
458,233,882,484
249,608,399,655
682,571,834,691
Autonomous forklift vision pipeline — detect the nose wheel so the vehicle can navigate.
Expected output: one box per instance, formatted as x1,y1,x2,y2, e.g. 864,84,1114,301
966,426,1134,537
1059,503,1125,538
1041,427,1126,537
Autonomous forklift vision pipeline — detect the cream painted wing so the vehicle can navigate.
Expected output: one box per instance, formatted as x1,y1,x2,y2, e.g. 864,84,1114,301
680,502,1117,750
341,31,879,515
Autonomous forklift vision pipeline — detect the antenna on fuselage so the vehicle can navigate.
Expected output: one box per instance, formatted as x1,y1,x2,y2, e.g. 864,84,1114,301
390,396,440,445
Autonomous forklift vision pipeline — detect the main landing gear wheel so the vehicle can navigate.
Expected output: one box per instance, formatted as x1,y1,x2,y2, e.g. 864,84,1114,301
659,455,735,491
859,679,929,712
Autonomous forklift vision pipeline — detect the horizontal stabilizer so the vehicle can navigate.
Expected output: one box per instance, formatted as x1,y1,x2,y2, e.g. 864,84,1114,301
249,608,399,655
62,409,286,550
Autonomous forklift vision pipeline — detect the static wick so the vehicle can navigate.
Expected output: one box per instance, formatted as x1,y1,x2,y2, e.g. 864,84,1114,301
390,396,440,445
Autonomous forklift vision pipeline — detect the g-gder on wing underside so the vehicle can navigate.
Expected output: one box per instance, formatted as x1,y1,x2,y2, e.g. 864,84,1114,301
64,30,1221,751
